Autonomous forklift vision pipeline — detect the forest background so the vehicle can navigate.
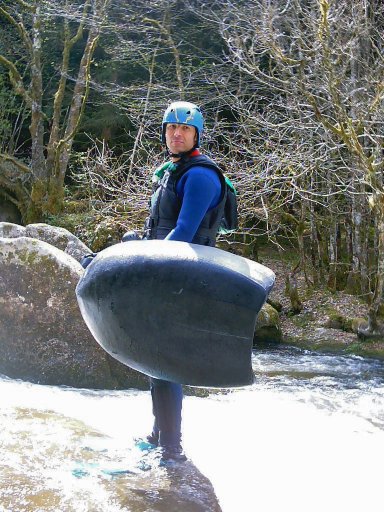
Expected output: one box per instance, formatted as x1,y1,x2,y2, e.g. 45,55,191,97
0,0,383,338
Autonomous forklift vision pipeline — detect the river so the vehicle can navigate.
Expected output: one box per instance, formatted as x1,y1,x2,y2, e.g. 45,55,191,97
1,345,383,512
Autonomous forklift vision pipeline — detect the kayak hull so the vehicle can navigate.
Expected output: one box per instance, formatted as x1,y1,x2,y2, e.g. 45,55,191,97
76,240,275,388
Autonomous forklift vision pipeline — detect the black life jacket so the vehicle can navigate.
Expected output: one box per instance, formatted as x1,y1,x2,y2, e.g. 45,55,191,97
144,154,231,247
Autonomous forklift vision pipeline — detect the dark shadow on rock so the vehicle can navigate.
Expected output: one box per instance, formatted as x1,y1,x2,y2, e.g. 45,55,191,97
119,459,222,512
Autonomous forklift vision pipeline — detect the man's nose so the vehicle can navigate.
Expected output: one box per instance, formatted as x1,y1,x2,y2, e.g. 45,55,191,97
174,125,183,136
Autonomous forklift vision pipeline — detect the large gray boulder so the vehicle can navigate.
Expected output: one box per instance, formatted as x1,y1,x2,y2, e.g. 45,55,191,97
0,236,147,389
0,222,92,262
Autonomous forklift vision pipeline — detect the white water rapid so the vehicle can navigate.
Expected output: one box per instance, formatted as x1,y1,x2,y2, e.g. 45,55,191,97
1,346,383,512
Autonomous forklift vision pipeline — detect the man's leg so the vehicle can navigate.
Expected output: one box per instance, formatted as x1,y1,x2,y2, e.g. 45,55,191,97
149,377,186,460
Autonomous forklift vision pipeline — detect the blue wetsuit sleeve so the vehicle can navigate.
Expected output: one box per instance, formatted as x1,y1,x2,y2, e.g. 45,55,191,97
165,166,221,243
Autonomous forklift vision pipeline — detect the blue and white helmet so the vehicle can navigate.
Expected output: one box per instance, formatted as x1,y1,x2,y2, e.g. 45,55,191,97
161,101,204,147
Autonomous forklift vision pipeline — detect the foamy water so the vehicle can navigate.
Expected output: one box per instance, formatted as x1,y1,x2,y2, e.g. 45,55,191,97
1,346,383,512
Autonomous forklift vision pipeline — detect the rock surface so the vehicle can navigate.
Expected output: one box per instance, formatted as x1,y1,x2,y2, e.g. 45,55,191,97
0,222,26,238
25,223,92,262
0,236,147,389
0,222,92,262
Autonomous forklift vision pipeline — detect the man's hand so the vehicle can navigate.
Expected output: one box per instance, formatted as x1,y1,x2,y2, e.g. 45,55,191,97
80,253,97,269
121,230,140,242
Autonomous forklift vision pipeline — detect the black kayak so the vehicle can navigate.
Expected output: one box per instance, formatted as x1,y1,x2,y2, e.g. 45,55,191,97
76,240,275,387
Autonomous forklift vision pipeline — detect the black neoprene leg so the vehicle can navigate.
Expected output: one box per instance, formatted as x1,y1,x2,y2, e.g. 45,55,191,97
150,377,183,447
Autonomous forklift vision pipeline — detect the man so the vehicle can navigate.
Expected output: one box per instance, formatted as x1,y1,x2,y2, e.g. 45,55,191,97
144,101,229,461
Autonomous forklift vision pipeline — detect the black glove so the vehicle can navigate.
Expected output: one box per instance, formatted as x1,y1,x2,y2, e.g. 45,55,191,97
80,252,97,269
121,230,140,242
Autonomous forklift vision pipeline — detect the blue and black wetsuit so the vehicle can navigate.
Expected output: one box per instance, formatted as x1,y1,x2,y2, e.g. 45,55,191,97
146,152,226,449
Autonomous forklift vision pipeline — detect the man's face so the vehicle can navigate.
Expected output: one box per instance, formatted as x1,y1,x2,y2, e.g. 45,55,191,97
165,123,197,155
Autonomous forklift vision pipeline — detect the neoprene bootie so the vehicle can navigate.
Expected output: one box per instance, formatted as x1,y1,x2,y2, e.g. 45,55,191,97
146,433,159,446
161,444,187,462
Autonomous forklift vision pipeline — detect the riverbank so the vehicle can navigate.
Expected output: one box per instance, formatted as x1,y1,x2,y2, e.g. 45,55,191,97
259,248,384,359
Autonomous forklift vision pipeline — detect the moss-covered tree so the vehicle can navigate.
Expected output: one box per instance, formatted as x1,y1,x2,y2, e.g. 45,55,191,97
0,0,110,222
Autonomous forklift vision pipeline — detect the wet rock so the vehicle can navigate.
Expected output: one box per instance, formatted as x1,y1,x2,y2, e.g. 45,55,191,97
0,236,147,389
254,303,281,343
124,460,222,511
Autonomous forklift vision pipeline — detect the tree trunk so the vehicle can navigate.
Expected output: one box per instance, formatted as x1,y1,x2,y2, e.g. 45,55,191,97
285,262,303,313
47,27,100,215
28,3,47,221
298,222,309,285
309,192,322,286
327,218,339,292
29,5,45,179
345,191,364,295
